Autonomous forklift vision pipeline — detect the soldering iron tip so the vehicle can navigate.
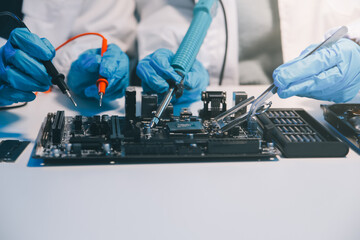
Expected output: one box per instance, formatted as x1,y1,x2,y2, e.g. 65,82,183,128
65,90,77,107
149,120,155,129
99,93,103,107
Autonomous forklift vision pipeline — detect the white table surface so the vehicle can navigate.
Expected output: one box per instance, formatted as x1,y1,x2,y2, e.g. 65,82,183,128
1,85,360,240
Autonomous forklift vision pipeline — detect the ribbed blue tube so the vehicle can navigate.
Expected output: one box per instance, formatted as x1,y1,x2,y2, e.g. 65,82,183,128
171,0,216,76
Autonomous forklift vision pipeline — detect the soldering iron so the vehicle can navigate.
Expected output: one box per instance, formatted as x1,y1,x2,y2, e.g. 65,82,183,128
149,0,219,128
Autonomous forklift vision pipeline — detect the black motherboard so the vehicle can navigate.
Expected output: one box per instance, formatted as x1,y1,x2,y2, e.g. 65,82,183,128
32,88,349,165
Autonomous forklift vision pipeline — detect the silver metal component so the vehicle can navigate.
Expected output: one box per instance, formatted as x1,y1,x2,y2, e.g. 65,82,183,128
144,124,152,139
99,92,104,107
267,142,275,150
212,98,270,134
150,87,175,128
219,112,248,132
52,148,60,158
214,96,255,122
248,116,258,135
103,143,111,155
211,97,255,130
150,117,160,129
65,143,72,153
65,90,77,107
247,85,277,122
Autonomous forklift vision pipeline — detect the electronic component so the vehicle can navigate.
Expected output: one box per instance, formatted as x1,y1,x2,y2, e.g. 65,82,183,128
257,109,349,157
141,94,158,120
51,111,65,144
0,140,30,162
233,91,248,117
125,87,136,120
74,115,82,132
167,121,204,134
200,91,227,119
321,104,360,153
32,91,277,165
32,90,349,166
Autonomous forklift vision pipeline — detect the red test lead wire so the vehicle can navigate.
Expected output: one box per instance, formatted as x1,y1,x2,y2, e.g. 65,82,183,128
56,33,109,106
96,38,108,106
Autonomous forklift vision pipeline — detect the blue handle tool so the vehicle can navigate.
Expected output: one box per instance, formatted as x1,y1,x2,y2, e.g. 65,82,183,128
150,0,218,128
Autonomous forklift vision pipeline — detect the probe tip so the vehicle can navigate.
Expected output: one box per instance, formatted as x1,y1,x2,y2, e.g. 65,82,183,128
99,92,103,107
65,90,77,107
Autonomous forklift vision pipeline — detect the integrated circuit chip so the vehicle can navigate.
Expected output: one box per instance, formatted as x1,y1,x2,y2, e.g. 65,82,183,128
166,121,204,133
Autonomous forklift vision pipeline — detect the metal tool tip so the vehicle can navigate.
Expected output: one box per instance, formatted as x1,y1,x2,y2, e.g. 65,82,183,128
149,117,159,129
149,120,155,129
65,90,77,107
99,93,103,107
71,98,78,107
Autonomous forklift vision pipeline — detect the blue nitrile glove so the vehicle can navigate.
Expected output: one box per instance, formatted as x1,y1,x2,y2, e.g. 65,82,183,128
273,38,360,103
67,43,129,102
0,28,55,106
136,48,209,104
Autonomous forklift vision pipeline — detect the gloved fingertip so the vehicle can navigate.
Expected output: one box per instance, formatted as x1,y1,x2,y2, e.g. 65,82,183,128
5,87,36,103
150,48,174,68
272,73,285,89
184,60,209,90
41,38,56,60
183,75,199,90
33,84,49,92
10,28,30,41
277,89,293,99
155,48,174,57
100,55,129,79
273,64,300,90
104,43,123,56
9,29,54,61
77,53,101,72
23,92,36,102
2,41,16,61
84,85,99,99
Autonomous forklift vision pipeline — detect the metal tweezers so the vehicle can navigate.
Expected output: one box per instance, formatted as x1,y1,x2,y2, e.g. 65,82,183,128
212,26,348,133
246,26,348,121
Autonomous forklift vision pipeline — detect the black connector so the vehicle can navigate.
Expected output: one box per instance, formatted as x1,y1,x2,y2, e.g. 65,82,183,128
125,87,136,120
141,94,158,120
52,111,65,144
233,91,248,117
200,91,227,119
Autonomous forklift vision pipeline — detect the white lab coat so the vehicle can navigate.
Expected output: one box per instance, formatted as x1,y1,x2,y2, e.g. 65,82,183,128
21,0,138,75
2,0,359,86
278,0,360,62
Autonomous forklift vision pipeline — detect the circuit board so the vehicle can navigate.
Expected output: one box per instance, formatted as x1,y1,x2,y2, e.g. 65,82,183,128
32,112,278,165
322,104,360,153
32,89,349,165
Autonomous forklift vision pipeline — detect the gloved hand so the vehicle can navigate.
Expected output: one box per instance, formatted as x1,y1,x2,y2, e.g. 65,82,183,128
273,38,360,102
67,43,129,102
0,28,55,106
136,48,209,104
